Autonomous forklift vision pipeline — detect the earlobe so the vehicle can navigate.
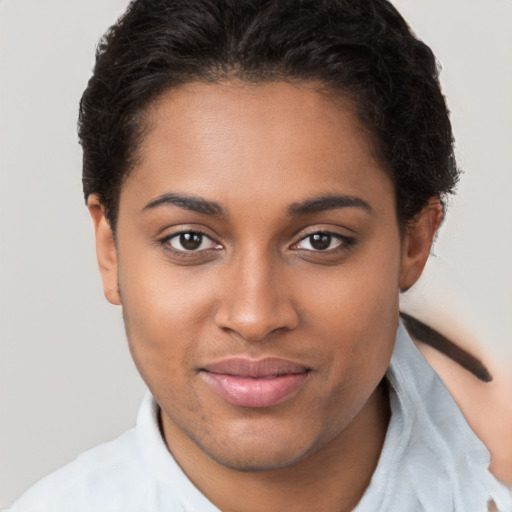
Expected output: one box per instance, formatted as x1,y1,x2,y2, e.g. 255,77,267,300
399,199,443,291
87,195,121,306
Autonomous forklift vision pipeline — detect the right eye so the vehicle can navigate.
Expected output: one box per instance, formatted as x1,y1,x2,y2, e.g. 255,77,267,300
165,231,220,252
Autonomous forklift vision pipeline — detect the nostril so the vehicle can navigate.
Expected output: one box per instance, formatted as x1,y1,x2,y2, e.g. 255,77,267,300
212,263,300,340
214,304,299,342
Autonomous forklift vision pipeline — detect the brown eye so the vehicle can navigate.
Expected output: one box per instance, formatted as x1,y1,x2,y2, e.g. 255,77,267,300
180,233,202,250
296,232,342,251
167,231,219,252
310,233,332,250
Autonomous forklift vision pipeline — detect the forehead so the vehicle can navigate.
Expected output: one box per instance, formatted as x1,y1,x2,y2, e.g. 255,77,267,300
121,81,394,217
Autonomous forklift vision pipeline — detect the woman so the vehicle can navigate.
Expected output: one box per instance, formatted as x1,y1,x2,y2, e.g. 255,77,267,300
7,0,511,510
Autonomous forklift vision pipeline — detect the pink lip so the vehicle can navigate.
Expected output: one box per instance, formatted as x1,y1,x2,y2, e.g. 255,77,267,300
200,358,310,408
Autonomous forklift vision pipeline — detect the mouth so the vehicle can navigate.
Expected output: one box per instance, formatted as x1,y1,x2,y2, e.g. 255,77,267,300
200,358,310,408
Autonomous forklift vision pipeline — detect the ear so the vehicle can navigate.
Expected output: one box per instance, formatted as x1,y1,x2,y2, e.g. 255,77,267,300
87,195,121,305
399,199,443,291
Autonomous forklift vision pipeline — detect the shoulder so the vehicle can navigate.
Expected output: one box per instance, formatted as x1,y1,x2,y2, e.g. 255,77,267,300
401,312,512,487
6,393,219,512
6,428,146,512
359,327,508,512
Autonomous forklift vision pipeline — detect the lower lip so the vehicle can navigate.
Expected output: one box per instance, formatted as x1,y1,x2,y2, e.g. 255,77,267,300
201,371,309,408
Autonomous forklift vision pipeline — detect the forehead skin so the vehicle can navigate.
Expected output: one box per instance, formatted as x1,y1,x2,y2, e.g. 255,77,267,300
127,81,392,223
112,81,404,510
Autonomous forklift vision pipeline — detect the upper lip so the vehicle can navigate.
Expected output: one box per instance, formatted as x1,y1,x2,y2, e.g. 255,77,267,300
201,358,309,378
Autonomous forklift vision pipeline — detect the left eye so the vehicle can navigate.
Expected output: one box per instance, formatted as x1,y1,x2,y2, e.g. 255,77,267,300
294,232,345,251
167,232,219,252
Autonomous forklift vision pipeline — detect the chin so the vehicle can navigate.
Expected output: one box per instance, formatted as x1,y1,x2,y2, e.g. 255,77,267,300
200,442,313,473
189,419,329,473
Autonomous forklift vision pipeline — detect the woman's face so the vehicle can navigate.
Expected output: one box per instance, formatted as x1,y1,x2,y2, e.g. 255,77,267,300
95,81,420,471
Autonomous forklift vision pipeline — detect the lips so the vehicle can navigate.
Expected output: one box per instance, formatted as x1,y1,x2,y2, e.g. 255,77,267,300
200,358,310,408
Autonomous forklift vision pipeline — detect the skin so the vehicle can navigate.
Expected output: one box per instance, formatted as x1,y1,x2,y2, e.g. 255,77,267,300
88,81,441,512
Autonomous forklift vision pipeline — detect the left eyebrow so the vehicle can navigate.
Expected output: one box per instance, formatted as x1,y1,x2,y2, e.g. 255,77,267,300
287,194,373,216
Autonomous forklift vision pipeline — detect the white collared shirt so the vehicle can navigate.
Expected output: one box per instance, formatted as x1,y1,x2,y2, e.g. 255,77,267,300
6,326,512,511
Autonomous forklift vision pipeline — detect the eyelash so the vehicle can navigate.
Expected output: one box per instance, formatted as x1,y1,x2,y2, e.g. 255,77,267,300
157,229,356,259
292,231,356,254
156,229,219,258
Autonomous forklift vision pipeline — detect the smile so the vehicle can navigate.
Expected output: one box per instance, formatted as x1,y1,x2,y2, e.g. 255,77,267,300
200,358,310,408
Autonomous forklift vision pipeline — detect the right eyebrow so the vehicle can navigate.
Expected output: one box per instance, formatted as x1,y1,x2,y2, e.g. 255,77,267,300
142,193,226,217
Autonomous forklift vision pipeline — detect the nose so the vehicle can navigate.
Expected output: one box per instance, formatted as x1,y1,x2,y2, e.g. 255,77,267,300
213,252,300,342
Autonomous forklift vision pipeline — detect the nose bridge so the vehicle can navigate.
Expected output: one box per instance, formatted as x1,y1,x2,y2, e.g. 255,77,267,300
214,246,298,341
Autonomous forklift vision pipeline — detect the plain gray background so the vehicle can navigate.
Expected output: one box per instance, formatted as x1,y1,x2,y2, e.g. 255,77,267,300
1,0,511,507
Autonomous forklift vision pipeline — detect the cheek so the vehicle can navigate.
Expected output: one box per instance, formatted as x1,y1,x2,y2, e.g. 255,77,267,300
298,242,401,384
117,251,218,390
301,247,401,333
119,241,216,327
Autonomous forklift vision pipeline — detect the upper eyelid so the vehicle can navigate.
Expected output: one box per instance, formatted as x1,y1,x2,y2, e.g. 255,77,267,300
159,226,221,243
288,222,357,240
163,228,211,239
292,228,354,245
298,230,349,241
292,232,351,249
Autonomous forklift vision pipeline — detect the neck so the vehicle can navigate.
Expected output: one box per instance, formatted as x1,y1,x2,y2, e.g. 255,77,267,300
163,386,390,512
162,383,389,512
